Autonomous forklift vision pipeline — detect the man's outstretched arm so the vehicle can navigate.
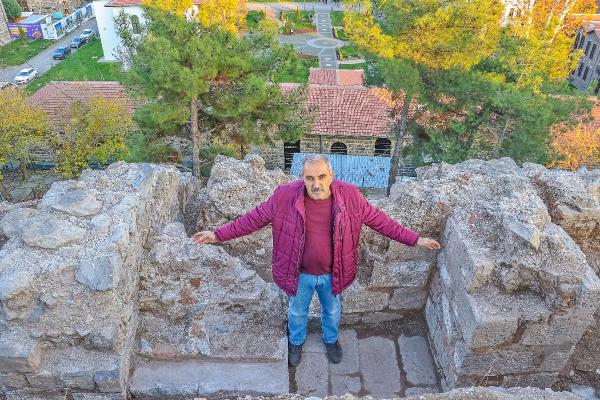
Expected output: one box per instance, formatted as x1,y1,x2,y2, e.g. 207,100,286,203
192,191,277,245
359,192,440,249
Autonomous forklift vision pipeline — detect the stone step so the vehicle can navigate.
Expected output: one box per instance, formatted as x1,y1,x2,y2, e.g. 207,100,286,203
129,359,289,397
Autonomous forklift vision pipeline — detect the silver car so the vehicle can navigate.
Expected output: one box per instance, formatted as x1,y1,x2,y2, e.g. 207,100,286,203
14,67,38,84
80,29,95,40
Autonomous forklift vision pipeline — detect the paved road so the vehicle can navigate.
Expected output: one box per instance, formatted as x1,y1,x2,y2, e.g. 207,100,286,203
0,18,98,83
247,1,349,13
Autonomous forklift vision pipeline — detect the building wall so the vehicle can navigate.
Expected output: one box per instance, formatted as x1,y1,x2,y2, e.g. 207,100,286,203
93,0,146,62
0,2,10,44
22,0,83,14
571,30,600,92
254,134,398,171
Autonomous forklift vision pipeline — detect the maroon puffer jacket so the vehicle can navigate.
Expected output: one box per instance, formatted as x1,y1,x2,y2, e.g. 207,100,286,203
214,179,419,295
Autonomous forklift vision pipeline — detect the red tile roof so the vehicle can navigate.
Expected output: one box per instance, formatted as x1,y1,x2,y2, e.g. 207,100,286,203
29,81,134,127
284,68,398,137
308,68,364,86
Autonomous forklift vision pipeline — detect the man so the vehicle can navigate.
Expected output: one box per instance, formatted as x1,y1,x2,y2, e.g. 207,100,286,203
192,154,441,367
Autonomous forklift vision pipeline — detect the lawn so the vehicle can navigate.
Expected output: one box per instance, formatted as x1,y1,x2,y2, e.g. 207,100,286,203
26,39,124,94
274,55,319,83
0,38,54,67
280,10,315,34
330,11,344,26
339,62,366,70
246,10,265,30
338,44,362,60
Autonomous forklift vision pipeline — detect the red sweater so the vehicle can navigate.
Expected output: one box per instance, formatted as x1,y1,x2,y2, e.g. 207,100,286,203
300,193,333,275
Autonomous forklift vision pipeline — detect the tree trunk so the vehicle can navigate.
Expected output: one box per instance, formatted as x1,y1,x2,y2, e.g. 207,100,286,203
387,93,412,196
190,99,201,178
493,118,510,158
19,160,28,181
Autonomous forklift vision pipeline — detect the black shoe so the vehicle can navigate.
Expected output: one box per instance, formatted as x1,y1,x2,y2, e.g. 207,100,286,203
325,340,342,363
288,342,303,367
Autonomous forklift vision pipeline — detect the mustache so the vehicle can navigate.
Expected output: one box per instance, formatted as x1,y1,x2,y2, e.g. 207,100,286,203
311,188,323,192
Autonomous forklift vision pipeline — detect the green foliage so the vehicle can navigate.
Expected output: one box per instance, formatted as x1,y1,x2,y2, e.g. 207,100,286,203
123,7,312,153
279,10,314,33
338,44,362,60
245,10,264,30
199,142,237,176
273,55,318,83
52,98,133,177
0,38,53,67
2,0,21,21
330,11,344,27
124,131,181,163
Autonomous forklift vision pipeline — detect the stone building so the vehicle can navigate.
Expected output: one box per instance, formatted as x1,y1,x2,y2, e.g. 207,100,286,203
17,0,88,15
570,14,600,92
0,2,11,44
255,68,403,171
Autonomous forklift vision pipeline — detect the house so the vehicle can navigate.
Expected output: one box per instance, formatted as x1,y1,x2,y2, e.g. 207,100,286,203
570,14,600,92
255,68,407,172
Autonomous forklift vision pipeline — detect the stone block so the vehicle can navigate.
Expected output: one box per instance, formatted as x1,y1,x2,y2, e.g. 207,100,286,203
389,288,427,310
454,345,534,376
25,372,62,390
130,360,289,397
0,336,41,373
342,282,389,314
405,387,438,397
361,312,404,324
330,329,359,375
49,190,103,217
521,313,596,346
370,260,434,289
76,253,123,291
295,352,328,397
302,333,327,354
61,373,95,390
20,215,86,249
0,372,29,389
539,348,573,372
72,394,123,400
359,336,402,395
331,374,361,395
398,335,437,386
502,372,559,388
95,369,121,393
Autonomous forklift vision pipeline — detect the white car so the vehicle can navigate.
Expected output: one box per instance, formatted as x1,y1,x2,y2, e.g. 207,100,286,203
80,29,95,40
14,67,38,84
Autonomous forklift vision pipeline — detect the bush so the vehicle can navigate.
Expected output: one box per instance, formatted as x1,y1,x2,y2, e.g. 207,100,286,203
125,131,181,164
2,0,22,21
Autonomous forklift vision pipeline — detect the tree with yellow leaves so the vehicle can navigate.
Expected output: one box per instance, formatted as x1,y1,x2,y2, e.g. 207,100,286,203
52,97,134,178
550,123,600,170
143,0,246,32
0,85,49,199
344,0,503,192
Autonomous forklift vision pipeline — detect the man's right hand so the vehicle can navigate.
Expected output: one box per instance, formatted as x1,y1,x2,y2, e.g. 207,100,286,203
191,231,220,245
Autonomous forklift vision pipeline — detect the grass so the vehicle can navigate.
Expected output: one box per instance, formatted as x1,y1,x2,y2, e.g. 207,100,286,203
330,11,344,26
333,26,347,40
246,10,265,30
0,38,54,67
339,62,366,70
280,10,315,34
26,39,124,94
274,55,319,83
338,44,362,60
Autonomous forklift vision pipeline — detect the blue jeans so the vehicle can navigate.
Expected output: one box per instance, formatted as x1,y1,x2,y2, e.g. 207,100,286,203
288,273,342,345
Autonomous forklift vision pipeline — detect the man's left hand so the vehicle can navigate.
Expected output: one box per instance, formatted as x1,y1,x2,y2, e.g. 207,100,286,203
416,237,441,250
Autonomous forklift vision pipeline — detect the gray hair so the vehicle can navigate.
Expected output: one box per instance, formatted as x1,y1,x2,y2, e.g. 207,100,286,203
301,154,332,173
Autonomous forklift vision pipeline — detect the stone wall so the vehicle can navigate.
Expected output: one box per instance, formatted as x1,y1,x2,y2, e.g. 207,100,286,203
21,0,84,14
1,156,599,399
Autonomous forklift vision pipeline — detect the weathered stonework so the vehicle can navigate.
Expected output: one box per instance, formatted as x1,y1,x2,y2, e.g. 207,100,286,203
0,2,10,44
0,156,598,399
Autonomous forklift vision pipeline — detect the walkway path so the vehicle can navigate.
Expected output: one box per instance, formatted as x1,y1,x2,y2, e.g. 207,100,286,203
291,322,441,397
0,18,98,83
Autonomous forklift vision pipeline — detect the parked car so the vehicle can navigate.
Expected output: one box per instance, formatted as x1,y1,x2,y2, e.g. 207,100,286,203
70,36,86,48
14,67,38,84
53,46,71,60
80,29,95,40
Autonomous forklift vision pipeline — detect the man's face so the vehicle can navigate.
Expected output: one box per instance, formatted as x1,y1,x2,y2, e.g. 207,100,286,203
302,160,334,200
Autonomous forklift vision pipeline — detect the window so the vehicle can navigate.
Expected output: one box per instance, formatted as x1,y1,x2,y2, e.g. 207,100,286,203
574,32,582,49
577,63,584,76
591,43,597,60
283,141,300,170
130,14,141,34
374,138,391,156
583,66,590,81
330,142,347,155
585,40,591,55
